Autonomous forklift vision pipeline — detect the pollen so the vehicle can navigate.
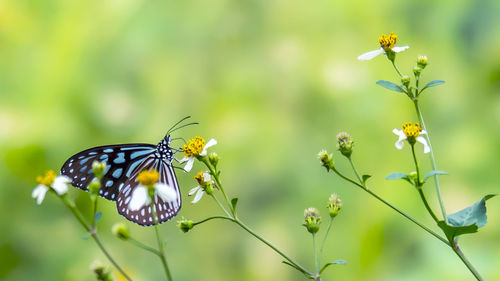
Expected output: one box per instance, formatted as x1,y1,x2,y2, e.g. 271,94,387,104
402,122,422,138
36,170,56,186
183,136,206,157
137,170,159,186
194,171,205,185
378,32,398,51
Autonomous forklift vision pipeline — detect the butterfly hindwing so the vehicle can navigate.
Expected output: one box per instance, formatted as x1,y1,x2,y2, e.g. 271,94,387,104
60,144,156,200
116,155,181,226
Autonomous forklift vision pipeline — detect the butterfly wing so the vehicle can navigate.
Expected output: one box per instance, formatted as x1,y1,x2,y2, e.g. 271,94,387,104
116,155,181,226
60,144,156,200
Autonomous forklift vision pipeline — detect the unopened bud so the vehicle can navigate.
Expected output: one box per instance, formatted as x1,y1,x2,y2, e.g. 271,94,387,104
328,194,342,218
417,55,428,69
88,179,101,196
92,161,107,179
90,261,113,281
177,218,194,233
111,223,130,241
303,207,321,234
413,66,421,77
318,150,334,171
208,152,219,168
336,132,353,158
401,75,410,87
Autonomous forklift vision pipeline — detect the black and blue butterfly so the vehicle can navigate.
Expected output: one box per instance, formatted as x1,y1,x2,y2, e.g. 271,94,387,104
60,117,196,226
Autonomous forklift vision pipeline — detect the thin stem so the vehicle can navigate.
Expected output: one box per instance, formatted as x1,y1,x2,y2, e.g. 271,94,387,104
201,158,234,215
151,202,173,281
193,216,233,226
330,167,449,245
313,234,319,273
391,60,403,77
413,100,447,222
348,157,363,184
128,237,161,256
59,196,132,281
410,144,421,185
211,194,232,218
410,144,439,223
91,196,98,228
451,242,484,281
319,218,334,267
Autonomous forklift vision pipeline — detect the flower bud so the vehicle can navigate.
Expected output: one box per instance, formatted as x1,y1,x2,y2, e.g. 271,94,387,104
328,194,342,218
90,261,113,281
401,75,410,87
92,161,107,179
318,150,334,171
111,223,130,241
336,132,353,158
177,218,194,233
208,152,219,168
303,207,321,234
88,179,101,196
413,66,421,77
417,55,428,69
408,171,418,184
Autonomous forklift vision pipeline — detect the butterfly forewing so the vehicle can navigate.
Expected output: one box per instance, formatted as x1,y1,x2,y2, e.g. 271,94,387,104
61,144,156,200
116,155,181,226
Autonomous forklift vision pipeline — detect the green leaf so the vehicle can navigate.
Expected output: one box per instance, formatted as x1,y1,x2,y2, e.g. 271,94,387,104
423,170,448,181
362,175,371,186
319,259,347,274
422,80,445,91
376,80,405,93
438,194,496,241
231,198,238,212
94,211,102,223
281,261,308,275
385,172,412,184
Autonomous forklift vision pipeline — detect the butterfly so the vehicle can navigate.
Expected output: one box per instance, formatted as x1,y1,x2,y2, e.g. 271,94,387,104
60,117,196,226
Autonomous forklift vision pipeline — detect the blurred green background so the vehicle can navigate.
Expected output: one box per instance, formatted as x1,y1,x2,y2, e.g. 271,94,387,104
1,0,499,280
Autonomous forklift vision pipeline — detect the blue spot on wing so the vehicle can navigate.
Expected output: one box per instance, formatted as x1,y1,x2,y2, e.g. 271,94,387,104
106,180,113,187
99,154,108,160
104,148,113,153
79,166,88,172
113,153,125,164
112,168,123,178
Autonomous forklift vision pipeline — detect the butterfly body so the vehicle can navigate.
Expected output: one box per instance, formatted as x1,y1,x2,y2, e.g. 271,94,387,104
61,135,182,226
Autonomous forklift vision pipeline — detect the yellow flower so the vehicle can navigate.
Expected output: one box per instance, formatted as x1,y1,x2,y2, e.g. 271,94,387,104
358,32,409,61
180,137,217,172
393,122,430,153
32,170,71,205
129,169,177,211
137,170,159,186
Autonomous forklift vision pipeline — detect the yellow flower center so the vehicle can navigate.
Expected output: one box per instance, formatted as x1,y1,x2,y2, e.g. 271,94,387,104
194,171,205,185
183,136,206,157
402,122,422,138
137,170,159,186
378,32,398,51
36,170,56,186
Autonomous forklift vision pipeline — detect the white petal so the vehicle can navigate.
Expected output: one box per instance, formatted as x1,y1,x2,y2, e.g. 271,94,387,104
392,46,409,53
155,183,177,202
420,130,428,135
179,157,189,163
200,138,217,156
191,189,204,204
202,172,211,182
416,136,431,154
188,186,201,196
32,184,49,205
183,158,195,172
393,129,407,150
52,176,70,195
357,49,384,61
129,186,150,211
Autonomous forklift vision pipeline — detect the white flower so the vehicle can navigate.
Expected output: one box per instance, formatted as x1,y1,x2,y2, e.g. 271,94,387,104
180,137,217,172
358,32,409,61
128,182,178,211
392,128,430,153
188,172,212,204
32,170,70,205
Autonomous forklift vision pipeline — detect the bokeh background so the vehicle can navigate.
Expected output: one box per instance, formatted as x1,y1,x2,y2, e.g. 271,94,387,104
1,0,499,280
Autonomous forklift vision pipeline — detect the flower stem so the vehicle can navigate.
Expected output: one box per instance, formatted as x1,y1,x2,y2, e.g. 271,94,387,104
201,158,234,216
410,144,439,222
151,202,173,281
330,167,448,245
391,60,403,77
319,217,334,267
313,234,319,273
347,157,363,184
59,196,133,281
451,242,484,281
128,237,161,256
413,100,447,222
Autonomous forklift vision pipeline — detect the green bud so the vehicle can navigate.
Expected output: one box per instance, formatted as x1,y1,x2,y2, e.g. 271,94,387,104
92,161,107,179
303,207,321,234
111,223,130,241
401,75,410,87
336,132,353,158
386,50,396,62
208,152,219,168
88,179,101,196
408,171,418,185
328,194,342,218
204,183,215,196
417,55,428,69
318,150,334,171
90,261,113,281
413,66,422,77
177,218,194,233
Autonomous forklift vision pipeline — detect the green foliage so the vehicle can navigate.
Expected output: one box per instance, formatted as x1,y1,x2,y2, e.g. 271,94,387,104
375,80,405,93
385,172,412,184
421,80,445,92
423,170,448,181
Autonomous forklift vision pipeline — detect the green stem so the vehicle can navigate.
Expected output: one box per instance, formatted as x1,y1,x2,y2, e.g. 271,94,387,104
451,242,484,281
128,237,161,256
151,202,173,281
391,60,403,77
193,216,233,226
413,100,447,222
319,218,334,267
410,144,439,222
59,196,133,281
91,196,98,228
313,234,319,274
211,194,232,218
201,158,234,216
348,157,363,184
330,167,449,245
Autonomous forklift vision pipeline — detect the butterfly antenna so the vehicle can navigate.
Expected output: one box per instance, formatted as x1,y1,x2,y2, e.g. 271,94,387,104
166,116,191,135
167,122,199,135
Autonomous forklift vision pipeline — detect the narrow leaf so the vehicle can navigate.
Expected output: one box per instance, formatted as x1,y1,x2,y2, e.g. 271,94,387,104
362,175,371,185
94,211,102,223
231,198,239,212
423,170,448,181
282,261,307,275
423,80,445,90
319,259,347,274
376,80,405,93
